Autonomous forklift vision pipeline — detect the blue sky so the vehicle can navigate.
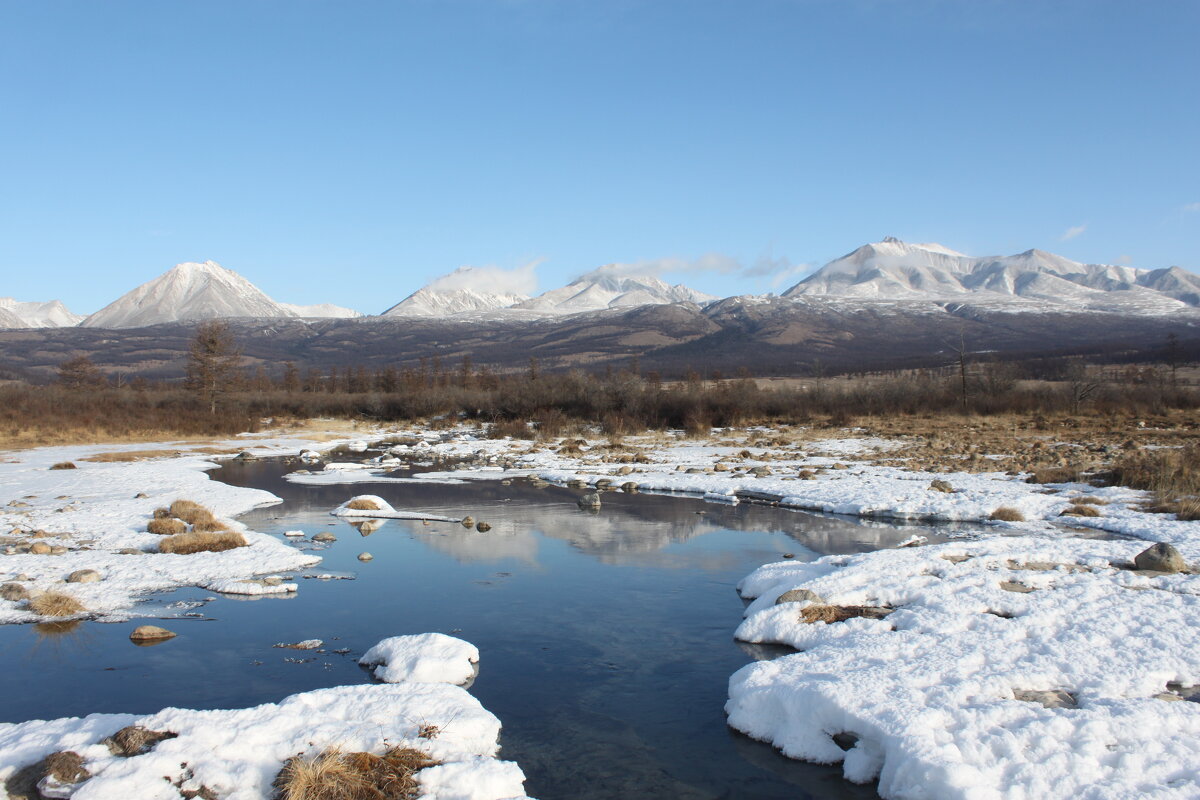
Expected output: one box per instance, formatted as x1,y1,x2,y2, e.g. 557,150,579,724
1,0,1197,315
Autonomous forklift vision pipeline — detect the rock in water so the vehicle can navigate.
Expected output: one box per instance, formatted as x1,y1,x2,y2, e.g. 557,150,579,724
577,492,601,509
357,552,373,561
312,532,337,542
130,625,176,642
1134,542,1187,573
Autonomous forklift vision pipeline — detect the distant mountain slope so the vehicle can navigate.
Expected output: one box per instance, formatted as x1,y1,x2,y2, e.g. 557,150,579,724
513,268,717,314
0,298,83,328
382,286,530,317
279,302,362,319
82,261,291,328
784,237,1200,314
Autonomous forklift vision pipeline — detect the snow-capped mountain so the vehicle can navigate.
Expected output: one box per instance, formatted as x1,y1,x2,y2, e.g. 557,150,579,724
382,287,530,318
0,298,83,328
82,261,291,328
785,237,1200,313
279,302,362,319
513,268,717,315
82,261,363,328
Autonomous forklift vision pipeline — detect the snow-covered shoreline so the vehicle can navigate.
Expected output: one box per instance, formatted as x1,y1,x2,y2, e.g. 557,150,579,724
0,432,372,623
0,633,532,800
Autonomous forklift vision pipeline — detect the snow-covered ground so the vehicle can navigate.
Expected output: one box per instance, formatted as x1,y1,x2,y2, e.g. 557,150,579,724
4,421,1198,799
0,634,532,800
729,537,1200,798
0,432,371,623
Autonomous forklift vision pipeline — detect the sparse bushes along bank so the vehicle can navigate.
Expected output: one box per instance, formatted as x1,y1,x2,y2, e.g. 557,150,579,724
1,357,1197,448
1109,443,1200,520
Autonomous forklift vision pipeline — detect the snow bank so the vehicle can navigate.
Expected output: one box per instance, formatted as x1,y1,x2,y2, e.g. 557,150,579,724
0,437,343,623
360,632,481,685
0,682,530,800
727,536,1200,798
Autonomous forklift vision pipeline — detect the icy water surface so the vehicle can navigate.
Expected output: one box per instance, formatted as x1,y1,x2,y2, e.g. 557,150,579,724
0,459,979,799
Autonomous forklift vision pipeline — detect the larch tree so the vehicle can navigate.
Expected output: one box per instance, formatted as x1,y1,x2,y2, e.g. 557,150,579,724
187,320,242,414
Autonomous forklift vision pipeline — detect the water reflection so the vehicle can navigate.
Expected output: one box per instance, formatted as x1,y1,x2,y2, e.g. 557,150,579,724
0,459,989,799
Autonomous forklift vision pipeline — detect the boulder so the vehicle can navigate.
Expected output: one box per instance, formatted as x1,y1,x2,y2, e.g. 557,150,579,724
577,492,602,509
775,588,824,606
312,532,337,543
357,552,373,562
1134,542,1187,573
130,625,176,642
66,569,102,584
929,479,955,493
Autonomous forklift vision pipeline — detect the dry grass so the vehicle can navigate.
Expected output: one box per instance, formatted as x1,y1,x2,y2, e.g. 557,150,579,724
800,604,891,624
169,500,212,524
103,726,178,757
1110,443,1200,521
28,591,86,617
346,498,383,511
49,461,77,470
989,506,1026,522
82,449,183,463
273,746,438,800
158,530,247,555
1026,467,1081,485
1072,495,1108,505
1061,504,1101,517
147,517,187,535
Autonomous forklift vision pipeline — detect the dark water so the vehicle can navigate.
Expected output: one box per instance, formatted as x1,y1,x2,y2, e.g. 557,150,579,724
0,460,976,799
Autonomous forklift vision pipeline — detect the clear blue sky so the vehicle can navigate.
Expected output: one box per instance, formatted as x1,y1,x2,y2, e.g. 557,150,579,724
1,0,1197,314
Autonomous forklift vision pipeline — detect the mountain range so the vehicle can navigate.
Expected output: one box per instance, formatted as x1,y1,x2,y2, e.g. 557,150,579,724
2,240,1197,337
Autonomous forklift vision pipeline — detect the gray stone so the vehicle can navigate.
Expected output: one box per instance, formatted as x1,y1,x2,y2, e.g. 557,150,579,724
357,552,373,561
929,479,955,493
1133,542,1187,573
312,532,337,543
577,492,602,509
29,542,52,555
1,583,30,601
475,521,492,532
775,588,825,606
460,516,475,528
66,569,102,584
621,482,639,493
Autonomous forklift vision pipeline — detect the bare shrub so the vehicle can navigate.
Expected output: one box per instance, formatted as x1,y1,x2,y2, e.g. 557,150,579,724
158,530,247,554
273,746,438,800
147,517,187,535
486,418,532,440
28,592,86,617
346,498,382,511
989,507,1026,522
1026,467,1081,484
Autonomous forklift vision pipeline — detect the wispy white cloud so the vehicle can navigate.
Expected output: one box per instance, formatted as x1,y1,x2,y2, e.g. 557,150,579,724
427,260,541,295
1183,202,1200,213
1060,224,1087,241
579,253,741,281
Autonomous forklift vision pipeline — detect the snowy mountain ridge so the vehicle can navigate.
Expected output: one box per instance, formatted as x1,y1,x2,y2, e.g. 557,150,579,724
0,297,84,329
784,237,1200,314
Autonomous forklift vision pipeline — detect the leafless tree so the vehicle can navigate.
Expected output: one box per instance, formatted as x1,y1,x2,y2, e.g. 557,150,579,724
186,321,242,414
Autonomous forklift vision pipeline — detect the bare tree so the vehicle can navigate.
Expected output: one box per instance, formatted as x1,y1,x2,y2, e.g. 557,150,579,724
1064,361,1101,414
57,354,105,389
186,321,242,413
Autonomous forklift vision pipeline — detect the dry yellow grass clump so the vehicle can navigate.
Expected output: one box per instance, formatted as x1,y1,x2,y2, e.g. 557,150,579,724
1061,504,1101,518
28,592,86,617
49,461,77,470
800,604,891,624
989,507,1026,522
158,530,247,555
346,498,383,511
273,746,438,800
146,517,187,535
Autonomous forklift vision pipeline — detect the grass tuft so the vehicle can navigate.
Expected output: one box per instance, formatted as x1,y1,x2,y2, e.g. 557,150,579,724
346,498,383,511
800,604,891,624
147,517,187,535
49,461,77,470
273,746,438,800
1061,504,1101,517
989,506,1026,522
158,530,247,555
28,592,86,617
